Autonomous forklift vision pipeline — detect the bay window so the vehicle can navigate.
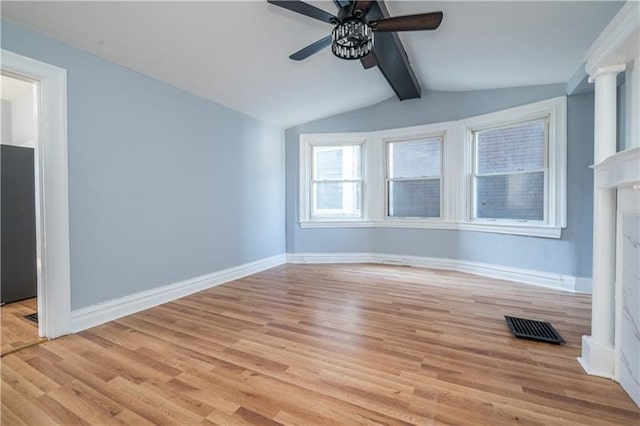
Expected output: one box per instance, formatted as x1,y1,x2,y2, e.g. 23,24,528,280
298,96,566,238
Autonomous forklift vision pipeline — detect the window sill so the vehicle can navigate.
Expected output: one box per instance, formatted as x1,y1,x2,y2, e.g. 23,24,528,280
457,222,562,238
299,220,375,229
298,219,562,238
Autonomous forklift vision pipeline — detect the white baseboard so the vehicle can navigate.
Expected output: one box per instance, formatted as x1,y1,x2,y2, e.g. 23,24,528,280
287,252,580,292
286,252,374,264
71,251,582,333
71,254,286,333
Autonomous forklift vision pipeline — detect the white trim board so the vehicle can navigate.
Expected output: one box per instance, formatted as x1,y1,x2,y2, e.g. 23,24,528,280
71,254,286,333
1,49,71,338
286,252,579,292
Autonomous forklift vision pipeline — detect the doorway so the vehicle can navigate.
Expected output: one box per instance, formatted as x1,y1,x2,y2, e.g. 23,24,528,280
1,49,71,343
0,74,44,355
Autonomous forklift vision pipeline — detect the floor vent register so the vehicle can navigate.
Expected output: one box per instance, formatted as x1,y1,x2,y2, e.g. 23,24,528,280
23,312,38,324
505,315,564,344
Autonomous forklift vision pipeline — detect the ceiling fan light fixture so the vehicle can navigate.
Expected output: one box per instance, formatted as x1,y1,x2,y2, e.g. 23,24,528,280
331,20,373,60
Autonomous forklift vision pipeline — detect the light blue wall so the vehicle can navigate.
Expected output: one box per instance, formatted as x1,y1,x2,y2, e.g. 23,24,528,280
286,86,595,279
2,21,286,309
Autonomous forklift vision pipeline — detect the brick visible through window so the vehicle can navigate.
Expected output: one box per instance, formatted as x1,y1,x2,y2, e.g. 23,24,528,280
473,119,547,221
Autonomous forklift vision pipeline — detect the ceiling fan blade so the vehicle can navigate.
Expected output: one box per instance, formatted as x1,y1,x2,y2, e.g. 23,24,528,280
371,11,443,32
267,0,337,24
352,0,375,16
289,35,332,61
333,0,352,9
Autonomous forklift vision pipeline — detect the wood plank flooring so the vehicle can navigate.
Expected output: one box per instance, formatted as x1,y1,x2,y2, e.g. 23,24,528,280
1,264,639,425
1,298,44,356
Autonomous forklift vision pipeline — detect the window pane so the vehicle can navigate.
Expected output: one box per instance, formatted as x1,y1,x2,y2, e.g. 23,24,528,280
389,138,441,178
313,145,360,180
312,182,361,217
476,120,545,174
475,172,544,220
388,179,440,218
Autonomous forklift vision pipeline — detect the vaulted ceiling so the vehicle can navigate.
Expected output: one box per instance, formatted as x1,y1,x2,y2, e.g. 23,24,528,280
1,1,623,127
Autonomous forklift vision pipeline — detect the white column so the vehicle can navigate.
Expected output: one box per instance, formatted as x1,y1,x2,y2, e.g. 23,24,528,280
591,188,616,344
626,57,640,150
592,68,621,163
579,64,625,378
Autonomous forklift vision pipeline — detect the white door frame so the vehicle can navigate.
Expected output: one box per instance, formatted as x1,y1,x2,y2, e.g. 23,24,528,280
1,49,71,338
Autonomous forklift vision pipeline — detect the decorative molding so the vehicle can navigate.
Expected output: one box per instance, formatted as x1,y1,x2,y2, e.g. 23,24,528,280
1,49,71,339
588,64,627,83
71,254,286,333
593,147,640,189
584,1,640,76
287,252,577,292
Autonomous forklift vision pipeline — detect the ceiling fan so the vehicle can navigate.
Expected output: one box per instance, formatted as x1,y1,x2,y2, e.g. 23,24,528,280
267,0,443,61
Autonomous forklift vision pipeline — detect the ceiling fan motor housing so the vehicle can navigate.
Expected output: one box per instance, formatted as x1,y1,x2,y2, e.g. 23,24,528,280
331,20,374,60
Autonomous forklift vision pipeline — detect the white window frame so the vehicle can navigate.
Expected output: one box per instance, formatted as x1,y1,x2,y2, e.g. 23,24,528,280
470,117,549,223
298,96,567,238
299,134,372,226
459,97,567,237
379,124,450,223
310,144,363,219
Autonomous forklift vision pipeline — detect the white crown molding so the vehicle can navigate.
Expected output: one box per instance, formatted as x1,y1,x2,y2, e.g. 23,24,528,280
71,254,286,333
287,252,578,292
585,1,640,76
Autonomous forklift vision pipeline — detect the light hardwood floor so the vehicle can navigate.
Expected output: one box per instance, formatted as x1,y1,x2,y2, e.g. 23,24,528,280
1,264,638,425
1,298,44,356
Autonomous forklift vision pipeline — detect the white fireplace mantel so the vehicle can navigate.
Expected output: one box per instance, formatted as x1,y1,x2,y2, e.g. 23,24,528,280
587,147,640,406
579,1,639,407
593,147,640,189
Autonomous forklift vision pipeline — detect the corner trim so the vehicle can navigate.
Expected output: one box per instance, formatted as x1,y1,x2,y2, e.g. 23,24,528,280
71,254,286,333
286,252,578,292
